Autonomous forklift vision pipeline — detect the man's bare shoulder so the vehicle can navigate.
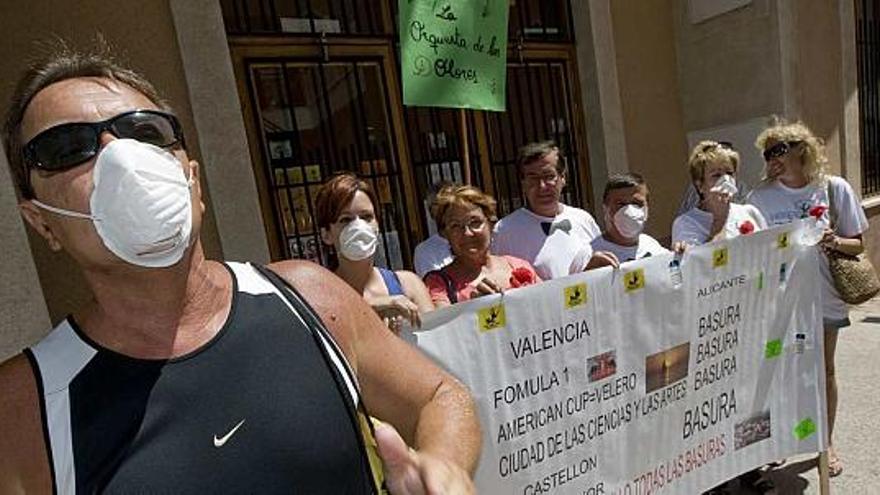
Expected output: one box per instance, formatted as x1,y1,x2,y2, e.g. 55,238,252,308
267,259,340,292
265,260,361,310
265,260,370,361
0,353,52,492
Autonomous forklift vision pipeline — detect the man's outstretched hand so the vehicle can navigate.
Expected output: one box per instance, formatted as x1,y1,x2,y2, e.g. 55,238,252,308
374,421,476,495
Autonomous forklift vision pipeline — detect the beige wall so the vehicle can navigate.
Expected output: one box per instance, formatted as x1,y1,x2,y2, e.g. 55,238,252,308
672,0,857,181
782,0,842,174
0,150,50,360
610,0,689,240
674,0,784,131
0,1,222,331
574,1,630,212
170,0,271,265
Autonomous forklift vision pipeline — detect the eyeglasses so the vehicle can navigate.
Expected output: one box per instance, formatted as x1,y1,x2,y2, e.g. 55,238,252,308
523,172,560,186
762,141,800,161
445,217,487,234
23,110,184,172
700,141,734,152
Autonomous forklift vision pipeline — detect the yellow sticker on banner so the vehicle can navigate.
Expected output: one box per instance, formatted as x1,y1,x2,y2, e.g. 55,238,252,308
624,269,645,292
478,304,505,332
778,232,790,249
564,283,587,308
713,248,729,268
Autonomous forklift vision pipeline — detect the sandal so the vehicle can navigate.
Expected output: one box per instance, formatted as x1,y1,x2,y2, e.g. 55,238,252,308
828,449,843,477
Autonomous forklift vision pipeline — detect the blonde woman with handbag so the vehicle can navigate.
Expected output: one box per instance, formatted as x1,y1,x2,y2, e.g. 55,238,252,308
747,119,869,477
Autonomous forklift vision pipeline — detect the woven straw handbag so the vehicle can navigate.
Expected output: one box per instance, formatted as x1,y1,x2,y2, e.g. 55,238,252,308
826,249,880,304
826,180,880,304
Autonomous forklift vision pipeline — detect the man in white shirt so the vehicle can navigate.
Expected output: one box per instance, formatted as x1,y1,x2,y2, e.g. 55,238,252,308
492,141,600,280
590,173,668,265
413,182,455,276
413,233,453,277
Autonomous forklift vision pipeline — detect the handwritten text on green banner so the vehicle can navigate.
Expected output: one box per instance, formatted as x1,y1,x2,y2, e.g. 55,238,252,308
399,0,509,111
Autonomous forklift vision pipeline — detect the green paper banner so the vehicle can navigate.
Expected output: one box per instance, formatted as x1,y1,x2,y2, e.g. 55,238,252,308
399,0,509,111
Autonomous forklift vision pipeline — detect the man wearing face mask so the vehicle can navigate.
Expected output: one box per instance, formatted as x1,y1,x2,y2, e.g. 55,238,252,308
0,48,479,494
589,173,668,267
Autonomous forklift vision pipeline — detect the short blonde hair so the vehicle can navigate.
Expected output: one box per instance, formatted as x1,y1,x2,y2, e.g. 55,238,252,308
755,118,828,184
431,184,497,230
687,141,740,185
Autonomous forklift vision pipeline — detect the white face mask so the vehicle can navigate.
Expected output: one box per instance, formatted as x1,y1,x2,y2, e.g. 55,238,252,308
31,139,194,268
710,174,738,196
612,204,647,239
338,218,378,261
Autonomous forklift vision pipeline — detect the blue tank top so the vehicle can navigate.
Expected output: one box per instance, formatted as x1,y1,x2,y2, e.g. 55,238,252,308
378,267,404,296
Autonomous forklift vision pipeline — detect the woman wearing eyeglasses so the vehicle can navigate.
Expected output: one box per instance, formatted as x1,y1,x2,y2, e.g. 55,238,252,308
423,184,541,307
747,120,868,477
315,173,433,332
672,141,768,247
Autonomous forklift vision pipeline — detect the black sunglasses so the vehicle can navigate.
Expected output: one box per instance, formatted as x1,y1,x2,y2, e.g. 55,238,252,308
23,110,184,172
762,141,800,161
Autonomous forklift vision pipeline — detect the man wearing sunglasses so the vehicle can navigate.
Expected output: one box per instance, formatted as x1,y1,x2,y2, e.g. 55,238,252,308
0,50,479,493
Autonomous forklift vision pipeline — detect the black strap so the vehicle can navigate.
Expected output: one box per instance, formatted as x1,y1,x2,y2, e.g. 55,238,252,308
424,267,458,304
252,264,383,495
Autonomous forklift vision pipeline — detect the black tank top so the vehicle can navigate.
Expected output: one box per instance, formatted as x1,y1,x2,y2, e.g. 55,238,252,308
25,262,379,494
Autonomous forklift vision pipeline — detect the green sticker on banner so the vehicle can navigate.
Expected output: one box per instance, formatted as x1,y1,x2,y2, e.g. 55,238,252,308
793,418,817,440
399,0,509,111
757,271,764,290
765,339,783,359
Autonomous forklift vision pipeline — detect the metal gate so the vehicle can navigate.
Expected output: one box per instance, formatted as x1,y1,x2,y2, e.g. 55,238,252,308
223,0,591,267
231,42,419,269
856,0,880,197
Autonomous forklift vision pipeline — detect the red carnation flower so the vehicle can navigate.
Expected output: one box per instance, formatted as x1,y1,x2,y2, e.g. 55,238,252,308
738,220,755,235
808,204,828,219
509,267,537,288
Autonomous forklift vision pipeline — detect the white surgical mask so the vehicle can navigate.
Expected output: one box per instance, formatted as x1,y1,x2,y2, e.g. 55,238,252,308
710,174,738,196
338,218,378,261
31,139,194,268
612,204,647,239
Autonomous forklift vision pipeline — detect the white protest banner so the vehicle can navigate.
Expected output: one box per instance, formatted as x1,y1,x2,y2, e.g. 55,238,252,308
415,221,827,494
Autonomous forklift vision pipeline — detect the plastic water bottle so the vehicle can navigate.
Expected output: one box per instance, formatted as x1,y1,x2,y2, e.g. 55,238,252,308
668,259,683,288
800,217,827,246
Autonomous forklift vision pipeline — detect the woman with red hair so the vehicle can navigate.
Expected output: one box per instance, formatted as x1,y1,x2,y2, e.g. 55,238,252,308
315,173,433,331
